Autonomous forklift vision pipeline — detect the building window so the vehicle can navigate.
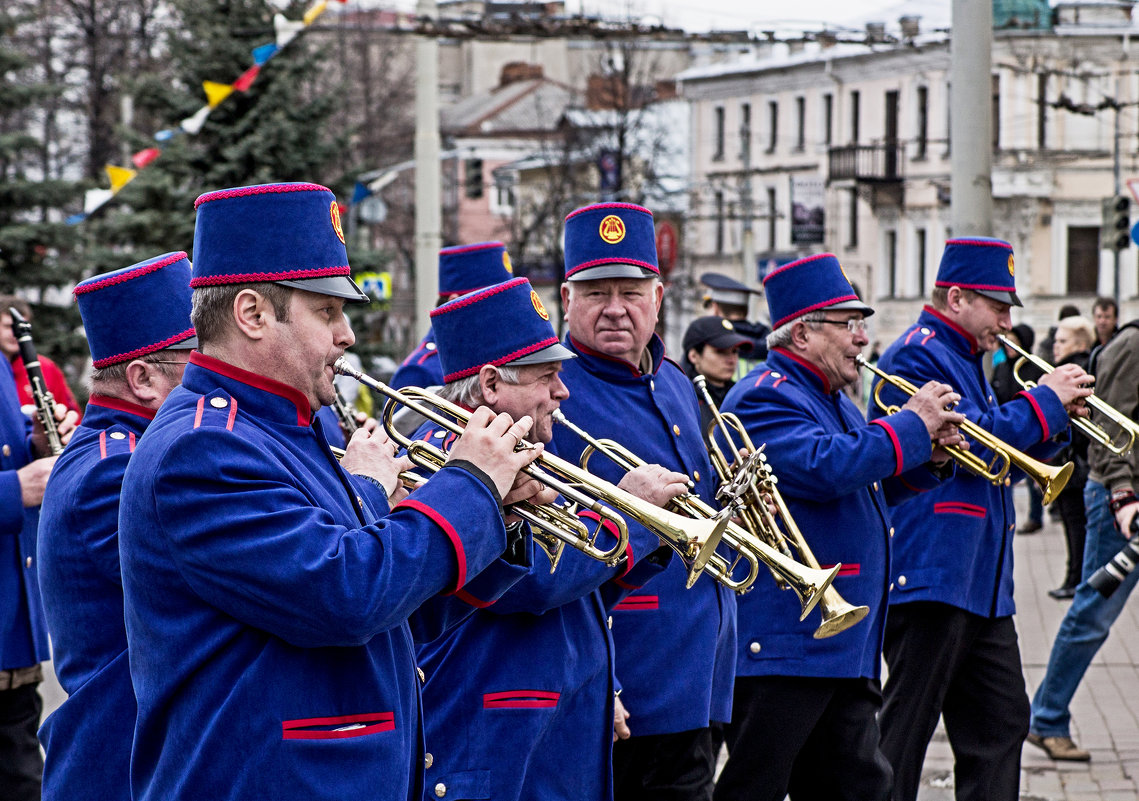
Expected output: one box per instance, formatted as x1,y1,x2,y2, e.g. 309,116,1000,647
713,106,725,161
916,228,927,296
1037,73,1048,149
886,230,898,297
847,188,858,249
1067,226,1099,294
464,158,484,199
823,93,833,146
850,90,861,144
992,74,1000,149
766,100,778,153
767,186,777,250
795,96,806,151
715,191,725,254
490,178,515,215
916,86,929,159
945,82,952,155
740,102,751,162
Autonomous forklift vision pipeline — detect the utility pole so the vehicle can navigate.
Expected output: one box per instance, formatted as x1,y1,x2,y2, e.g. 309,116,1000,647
950,0,993,237
740,112,755,284
1113,70,1123,304
414,0,441,341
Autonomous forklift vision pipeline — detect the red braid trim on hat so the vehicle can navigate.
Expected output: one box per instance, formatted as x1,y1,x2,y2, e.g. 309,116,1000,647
430,277,528,317
189,266,351,287
763,252,834,284
74,252,188,296
91,327,197,368
442,336,560,382
945,238,1012,249
564,202,652,222
194,182,330,208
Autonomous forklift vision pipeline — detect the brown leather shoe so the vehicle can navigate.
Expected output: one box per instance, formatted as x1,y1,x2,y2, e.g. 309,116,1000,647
1027,733,1091,761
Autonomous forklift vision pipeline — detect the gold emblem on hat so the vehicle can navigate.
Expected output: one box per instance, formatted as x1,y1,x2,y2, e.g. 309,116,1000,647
503,251,513,273
531,289,549,320
330,201,345,244
1008,254,1015,276
722,319,734,330
599,215,626,244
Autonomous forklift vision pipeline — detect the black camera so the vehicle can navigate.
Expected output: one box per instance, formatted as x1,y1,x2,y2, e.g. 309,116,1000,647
1087,517,1139,599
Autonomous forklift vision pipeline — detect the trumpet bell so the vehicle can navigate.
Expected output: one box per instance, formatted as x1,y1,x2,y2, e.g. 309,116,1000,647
1038,459,1073,505
813,594,870,639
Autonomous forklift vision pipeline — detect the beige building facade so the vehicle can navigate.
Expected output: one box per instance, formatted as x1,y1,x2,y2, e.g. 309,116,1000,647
680,5,1139,347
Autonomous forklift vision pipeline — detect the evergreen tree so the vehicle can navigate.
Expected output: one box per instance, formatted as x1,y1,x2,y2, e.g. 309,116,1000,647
0,4,84,365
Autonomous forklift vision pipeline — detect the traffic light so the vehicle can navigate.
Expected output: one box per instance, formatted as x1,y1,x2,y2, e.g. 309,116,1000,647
464,158,484,200
1101,194,1131,252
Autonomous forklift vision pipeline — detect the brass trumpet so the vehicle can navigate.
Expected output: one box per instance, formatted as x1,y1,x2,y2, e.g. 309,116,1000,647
335,359,755,583
693,376,869,639
857,356,1073,504
552,410,840,615
998,333,1139,457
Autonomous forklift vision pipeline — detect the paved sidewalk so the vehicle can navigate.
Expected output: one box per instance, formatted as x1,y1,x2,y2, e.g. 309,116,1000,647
916,485,1139,800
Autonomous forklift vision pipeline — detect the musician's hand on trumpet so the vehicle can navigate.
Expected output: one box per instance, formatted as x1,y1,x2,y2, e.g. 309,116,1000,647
1037,362,1095,418
447,408,549,503
900,381,966,463
616,463,691,509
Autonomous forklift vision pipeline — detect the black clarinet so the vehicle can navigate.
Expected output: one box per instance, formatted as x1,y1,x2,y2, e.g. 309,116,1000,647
10,308,63,455
1087,516,1139,598
331,385,360,437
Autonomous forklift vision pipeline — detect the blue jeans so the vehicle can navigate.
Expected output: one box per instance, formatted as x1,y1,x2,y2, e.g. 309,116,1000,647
1030,480,1139,737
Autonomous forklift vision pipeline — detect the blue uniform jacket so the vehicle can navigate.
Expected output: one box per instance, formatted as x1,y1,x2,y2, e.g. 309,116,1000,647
548,334,737,736
873,307,1069,617
411,420,670,801
118,352,521,801
38,395,154,801
0,358,48,672
391,329,444,390
720,347,938,679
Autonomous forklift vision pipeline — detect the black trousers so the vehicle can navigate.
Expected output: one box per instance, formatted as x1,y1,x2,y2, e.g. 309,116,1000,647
0,683,43,801
879,603,1029,801
713,675,892,801
1054,482,1088,589
613,727,716,801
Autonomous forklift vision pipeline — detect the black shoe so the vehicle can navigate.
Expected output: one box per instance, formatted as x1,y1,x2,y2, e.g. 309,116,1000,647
1018,520,1043,534
1048,586,1077,600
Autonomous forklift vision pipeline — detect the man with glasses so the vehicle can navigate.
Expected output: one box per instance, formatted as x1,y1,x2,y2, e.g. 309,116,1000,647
872,238,1092,801
713,253,963,801
37,253,198,801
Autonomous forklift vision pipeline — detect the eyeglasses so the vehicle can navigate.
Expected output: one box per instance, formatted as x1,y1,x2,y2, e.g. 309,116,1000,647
814,318,868,334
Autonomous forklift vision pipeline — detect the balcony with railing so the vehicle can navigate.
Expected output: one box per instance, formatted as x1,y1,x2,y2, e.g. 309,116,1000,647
828,143,905,183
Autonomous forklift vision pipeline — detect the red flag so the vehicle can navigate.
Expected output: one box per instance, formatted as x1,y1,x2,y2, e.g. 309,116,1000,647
131,147,161,169
233,65,260,92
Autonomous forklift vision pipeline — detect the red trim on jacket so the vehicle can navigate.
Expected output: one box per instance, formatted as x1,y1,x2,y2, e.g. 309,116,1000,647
933,501,987,518
612,595,659,611
869,418,905,476
483,690,560,709
189,351,312,425
1016,389,1050,439
771,347,832,395
281,711,394,740
87,394,157,421
395,498,468,593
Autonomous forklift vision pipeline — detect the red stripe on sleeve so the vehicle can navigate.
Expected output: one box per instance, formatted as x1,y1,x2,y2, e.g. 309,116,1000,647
394,498,467,593
870,418,905,476
1016,390,1050,439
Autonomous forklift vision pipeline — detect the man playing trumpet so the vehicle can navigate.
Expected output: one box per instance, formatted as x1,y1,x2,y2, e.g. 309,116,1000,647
713,253,964,801
873,238,1092,801
411,275,673,801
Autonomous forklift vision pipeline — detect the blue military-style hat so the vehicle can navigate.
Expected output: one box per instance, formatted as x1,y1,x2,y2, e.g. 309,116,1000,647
190,182,368,303
700,272,760,308
74,251,197,368
438,242,514,298
563,202,660,281
430,277,575,382
935,237,1022,307
763,253,873,329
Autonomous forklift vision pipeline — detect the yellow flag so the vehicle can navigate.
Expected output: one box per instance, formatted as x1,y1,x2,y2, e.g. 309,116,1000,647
203,80,235,109
303,0,328,25
105,165,137,194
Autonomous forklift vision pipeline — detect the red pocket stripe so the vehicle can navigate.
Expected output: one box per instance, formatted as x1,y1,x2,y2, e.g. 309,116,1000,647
612,595,659,611
820,563,861,577
933,502,986,518
282,711,394,740
483,690,560,709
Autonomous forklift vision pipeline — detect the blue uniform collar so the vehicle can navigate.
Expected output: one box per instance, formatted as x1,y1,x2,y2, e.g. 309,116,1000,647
84,394,156,432
768,346,834,395
184,351,314,426
918,305,981,356
565,333,666,380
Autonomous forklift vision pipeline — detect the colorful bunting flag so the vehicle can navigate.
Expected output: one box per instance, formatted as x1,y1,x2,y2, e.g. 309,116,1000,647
274,13,305,48
303,1,329,26
132,148,161,169
351,182,371,204
180,105,211,135
154,129,178,142
83,189,114,214
252,42,279,65
233,65,260,92
203,80,235,109
105,165,137,194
